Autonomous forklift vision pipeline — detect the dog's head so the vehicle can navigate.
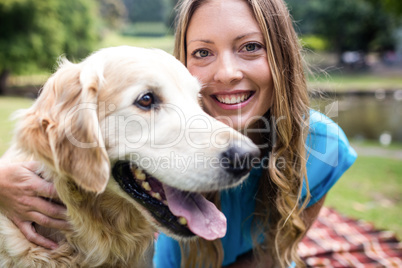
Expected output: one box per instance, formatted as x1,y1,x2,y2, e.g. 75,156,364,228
15,46,260,241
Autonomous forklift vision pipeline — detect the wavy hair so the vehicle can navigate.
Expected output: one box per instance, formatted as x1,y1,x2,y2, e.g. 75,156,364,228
174,0,311,267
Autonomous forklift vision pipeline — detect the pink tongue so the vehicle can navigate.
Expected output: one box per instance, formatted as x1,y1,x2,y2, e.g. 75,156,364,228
163,185,227,240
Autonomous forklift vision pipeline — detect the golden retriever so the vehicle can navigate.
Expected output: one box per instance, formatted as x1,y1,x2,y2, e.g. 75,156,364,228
0,46,259,267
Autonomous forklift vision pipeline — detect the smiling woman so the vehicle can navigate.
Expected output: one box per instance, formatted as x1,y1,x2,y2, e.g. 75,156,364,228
154,0,357,267
185,0,273,131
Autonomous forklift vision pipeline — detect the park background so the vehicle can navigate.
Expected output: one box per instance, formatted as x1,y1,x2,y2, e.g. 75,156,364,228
0,0,401,240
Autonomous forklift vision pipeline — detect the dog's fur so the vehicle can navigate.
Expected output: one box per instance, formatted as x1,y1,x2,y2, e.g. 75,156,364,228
0,46,258,267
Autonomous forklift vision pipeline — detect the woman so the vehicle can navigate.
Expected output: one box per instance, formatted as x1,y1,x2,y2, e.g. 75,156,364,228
153,0,356,267
0,0,356,266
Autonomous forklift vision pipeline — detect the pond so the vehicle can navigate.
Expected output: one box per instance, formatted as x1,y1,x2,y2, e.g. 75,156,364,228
311,89,402,144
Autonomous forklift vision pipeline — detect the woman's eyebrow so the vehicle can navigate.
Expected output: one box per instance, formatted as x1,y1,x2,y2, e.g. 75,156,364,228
187,39,214,45
187,32,263,45
235,32,264,41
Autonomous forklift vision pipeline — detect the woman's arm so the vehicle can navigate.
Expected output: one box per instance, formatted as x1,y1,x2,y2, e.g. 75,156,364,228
0,151,69,249
302,194,326,231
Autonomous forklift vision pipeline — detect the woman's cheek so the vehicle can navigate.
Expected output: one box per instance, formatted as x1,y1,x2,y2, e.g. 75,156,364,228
187,64,207,83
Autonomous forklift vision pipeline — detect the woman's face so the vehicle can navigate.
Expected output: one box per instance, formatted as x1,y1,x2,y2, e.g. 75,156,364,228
186,0,273,131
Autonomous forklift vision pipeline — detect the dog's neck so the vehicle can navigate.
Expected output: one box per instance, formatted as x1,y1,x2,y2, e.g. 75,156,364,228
37,168,155,266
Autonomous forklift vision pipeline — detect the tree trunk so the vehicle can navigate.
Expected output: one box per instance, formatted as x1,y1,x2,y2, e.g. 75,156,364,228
0,69,10,95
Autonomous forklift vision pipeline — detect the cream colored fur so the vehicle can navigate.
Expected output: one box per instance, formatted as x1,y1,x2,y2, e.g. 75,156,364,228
0,46,255,267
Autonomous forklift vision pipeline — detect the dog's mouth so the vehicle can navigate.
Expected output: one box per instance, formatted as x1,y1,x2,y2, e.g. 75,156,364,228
112,161,226,240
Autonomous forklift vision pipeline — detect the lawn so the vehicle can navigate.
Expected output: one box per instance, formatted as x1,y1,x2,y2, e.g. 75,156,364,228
308,73,402,92
1,96,401,239
325,155,402,239
0,96,33,152
97,31,175,54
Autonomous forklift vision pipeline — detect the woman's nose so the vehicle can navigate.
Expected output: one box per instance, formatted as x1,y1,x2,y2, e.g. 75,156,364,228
213,52,243,84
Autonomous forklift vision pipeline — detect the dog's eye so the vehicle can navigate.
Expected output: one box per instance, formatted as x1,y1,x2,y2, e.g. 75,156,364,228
136,93,155,110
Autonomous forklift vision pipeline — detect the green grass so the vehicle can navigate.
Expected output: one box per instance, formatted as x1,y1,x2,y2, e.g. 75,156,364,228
325,156,402,239
308,73,402,92
351,139,402,151
0,97,34,154
97,31,175,54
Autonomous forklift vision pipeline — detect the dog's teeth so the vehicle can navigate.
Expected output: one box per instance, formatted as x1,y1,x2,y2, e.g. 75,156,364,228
142,182,151,191
134,169,146,181
151,192,162,200
178,217,187,225
163,200,168,206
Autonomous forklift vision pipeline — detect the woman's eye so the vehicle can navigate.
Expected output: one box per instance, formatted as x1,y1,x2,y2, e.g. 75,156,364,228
245,44,256,51
242,43,262,52
194,50,210,58
136,93,154,110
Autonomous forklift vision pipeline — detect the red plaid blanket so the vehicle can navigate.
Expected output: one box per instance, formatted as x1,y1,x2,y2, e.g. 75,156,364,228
298,207,402,267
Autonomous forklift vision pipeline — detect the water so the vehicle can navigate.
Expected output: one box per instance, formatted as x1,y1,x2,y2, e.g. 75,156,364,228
311,90,402,143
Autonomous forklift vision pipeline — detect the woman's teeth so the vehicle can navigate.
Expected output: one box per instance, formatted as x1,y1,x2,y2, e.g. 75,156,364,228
215,92,251,104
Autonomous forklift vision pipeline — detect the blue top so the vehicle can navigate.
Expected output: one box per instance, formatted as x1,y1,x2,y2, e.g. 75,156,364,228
153,110,357,267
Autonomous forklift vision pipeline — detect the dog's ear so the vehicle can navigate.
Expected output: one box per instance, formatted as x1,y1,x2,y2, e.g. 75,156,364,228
16,59,110,193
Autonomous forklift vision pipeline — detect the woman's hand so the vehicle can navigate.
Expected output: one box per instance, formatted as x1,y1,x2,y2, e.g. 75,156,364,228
0,161,69,250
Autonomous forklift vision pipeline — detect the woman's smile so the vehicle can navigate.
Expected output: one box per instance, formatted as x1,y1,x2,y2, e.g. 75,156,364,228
209,90,255,110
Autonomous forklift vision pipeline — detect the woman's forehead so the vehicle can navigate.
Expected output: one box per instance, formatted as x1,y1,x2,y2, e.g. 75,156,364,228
186,0,261,40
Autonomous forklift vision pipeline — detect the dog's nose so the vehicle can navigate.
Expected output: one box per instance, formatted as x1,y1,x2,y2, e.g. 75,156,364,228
220,142,260,177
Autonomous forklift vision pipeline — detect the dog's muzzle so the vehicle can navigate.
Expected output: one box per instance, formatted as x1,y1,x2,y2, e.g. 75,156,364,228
112,161,195,238
111,141,260,240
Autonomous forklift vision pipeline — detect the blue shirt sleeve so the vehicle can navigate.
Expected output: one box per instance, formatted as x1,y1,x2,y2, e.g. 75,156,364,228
302,110,357,207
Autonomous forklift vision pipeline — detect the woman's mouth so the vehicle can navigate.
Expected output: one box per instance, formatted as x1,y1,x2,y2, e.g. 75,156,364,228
212,91,255,109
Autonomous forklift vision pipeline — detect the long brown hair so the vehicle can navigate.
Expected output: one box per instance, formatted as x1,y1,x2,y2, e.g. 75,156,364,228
174,0,311,266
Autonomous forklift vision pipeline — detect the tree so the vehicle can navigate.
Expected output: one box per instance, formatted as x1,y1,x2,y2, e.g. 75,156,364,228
286,0,398,62
0,0,99,94
123,0,171,23
0,0,63,94
366,0,402,17
57,0,99,61
166,0,179,30
99,0,127,30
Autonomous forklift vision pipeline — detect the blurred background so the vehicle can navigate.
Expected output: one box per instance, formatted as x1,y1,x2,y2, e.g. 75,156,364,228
0,0,401,238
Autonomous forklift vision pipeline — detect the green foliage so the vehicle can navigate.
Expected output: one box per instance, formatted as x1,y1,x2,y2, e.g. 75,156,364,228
0,0,64,74
286,0,398,53
123,0,170,23
0,0,99,75
300,35,328,51
57,0,100,62
122,0,175,27
366,0,402,17
99,0,127,30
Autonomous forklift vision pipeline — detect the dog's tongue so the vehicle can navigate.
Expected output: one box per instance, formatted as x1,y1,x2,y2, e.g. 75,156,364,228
163,185,226,240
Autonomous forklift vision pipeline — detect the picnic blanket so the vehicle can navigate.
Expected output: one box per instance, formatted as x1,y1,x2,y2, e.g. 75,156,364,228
298,207,402,267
